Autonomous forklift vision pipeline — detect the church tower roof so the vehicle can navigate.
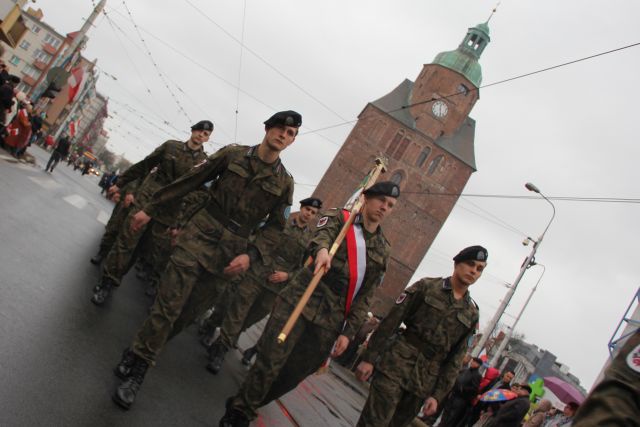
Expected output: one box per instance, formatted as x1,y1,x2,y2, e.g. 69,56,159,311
432,22,490,88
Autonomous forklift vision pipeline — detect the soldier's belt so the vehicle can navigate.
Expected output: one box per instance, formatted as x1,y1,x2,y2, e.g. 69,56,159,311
205,203,252,238
402,329,437,359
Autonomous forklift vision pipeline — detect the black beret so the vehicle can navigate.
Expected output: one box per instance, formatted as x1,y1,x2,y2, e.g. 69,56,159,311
453,245,488,263
191,120,214,131
299,197,322,209
8,74,21,84
363,181,400,198
264,110,302,128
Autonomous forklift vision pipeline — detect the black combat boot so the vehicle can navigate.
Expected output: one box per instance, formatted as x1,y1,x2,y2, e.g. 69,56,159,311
90,251,105,265
91,277,115,306
114,348,136,379
241,346,258,366
113,355,149,410
219,399,250,427
206,339,228,375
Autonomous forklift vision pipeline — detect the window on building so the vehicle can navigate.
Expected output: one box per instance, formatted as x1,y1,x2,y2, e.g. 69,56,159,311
33,50,52,63
385,130,405,156
9,55,20,66
392,136,411,161
22,64,41,79
19,40,31,50
31,24,41,34
427,155,444,176
415,147,431,167
390,171,404,185
43,33,61,48
16,82,30,92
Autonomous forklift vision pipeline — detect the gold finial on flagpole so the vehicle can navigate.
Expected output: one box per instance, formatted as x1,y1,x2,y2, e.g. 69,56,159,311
487,1,501,23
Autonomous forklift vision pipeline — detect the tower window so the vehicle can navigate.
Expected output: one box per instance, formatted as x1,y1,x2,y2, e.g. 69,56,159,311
416,147,431,167
458,84,469,96
427,155,444,176
392,136,411,161
390,171,404,185
385,130,405,156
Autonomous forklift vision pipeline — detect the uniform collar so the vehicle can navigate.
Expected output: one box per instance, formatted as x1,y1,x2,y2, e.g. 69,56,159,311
442,277,472,304
247,145,284,174
183,140,204,153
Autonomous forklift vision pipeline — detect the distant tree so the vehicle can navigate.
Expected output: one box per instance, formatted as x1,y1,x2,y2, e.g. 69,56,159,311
115,157,132,172
98,150,116,170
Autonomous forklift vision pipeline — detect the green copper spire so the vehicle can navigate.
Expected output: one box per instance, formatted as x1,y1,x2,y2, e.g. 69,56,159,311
432,22,491,88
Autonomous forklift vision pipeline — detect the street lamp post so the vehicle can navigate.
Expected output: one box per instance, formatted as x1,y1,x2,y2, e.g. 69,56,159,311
489,263,546,367
472,182,556,357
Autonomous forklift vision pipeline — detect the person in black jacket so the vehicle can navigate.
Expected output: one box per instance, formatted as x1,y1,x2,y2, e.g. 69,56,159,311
485,384,531,427
439,357,483,427
45,134,71,172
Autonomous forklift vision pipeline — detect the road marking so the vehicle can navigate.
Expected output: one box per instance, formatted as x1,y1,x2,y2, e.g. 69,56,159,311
97,210,110,225
63,194,88,209
28,176,62,190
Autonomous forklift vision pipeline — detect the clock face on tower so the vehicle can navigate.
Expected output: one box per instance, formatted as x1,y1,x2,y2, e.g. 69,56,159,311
432,100,448,118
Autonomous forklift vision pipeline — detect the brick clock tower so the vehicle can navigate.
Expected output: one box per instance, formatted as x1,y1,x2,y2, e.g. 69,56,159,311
312,23,491,313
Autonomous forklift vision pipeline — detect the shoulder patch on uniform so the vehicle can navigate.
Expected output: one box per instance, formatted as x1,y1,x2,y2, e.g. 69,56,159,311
317,216,329,228
626,343,640,373
395,292,407,304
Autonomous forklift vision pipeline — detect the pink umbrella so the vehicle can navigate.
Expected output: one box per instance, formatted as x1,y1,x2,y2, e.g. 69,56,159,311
543,376,585,404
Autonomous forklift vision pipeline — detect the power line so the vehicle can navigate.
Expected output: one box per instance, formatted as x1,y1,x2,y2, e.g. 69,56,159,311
299,41,640,137
104,7,344,148
183,0,350,122
101,10,171,123
120,1,192,124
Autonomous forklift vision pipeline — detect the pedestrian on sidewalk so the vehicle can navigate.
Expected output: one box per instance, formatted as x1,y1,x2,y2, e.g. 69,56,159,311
354,245,486,427
45,133,71,172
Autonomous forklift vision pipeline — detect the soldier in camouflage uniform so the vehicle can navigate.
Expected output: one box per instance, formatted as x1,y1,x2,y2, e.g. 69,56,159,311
90,121,212,305
219,181,399,427
354,245,486,427
572,328,640,426
90,180,139,265
111,110,301,410
206,197,322,374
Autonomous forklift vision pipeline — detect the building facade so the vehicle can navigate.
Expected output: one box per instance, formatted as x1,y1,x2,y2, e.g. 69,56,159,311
312,23,491,312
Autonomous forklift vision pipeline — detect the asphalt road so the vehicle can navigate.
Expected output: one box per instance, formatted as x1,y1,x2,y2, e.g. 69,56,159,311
0,145,371,427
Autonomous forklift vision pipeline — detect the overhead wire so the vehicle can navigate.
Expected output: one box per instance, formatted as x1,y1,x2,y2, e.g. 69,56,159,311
183,0,350,122
120,1,192,124
104,7,343,148
101,9,171,123
234,0,248,142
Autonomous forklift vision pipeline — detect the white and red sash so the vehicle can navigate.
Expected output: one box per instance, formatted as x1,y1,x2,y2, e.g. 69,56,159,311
342,209,367,316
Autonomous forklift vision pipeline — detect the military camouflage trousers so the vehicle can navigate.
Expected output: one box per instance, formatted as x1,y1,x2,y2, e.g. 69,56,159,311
357,372,424,427
229,298,340,419
102,209,152,286
98,202,131,256
147,221,174,287
219,271,278,349
131,246,229,365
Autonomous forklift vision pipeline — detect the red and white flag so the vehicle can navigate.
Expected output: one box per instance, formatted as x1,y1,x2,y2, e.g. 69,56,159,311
69,119,80,137
67,66,85,103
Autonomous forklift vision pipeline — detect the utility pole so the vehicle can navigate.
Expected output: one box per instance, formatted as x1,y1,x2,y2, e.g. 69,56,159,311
472,183,556,357
488,264,545,366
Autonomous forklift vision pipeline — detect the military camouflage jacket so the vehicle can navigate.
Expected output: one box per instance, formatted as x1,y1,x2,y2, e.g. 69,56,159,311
361,277,479,403
116,140,207,225
249,212,313,293
278,209,390,339
144,144,293,268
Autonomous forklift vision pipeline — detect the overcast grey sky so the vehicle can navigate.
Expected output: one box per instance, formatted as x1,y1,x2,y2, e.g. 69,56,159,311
31,0,640,389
